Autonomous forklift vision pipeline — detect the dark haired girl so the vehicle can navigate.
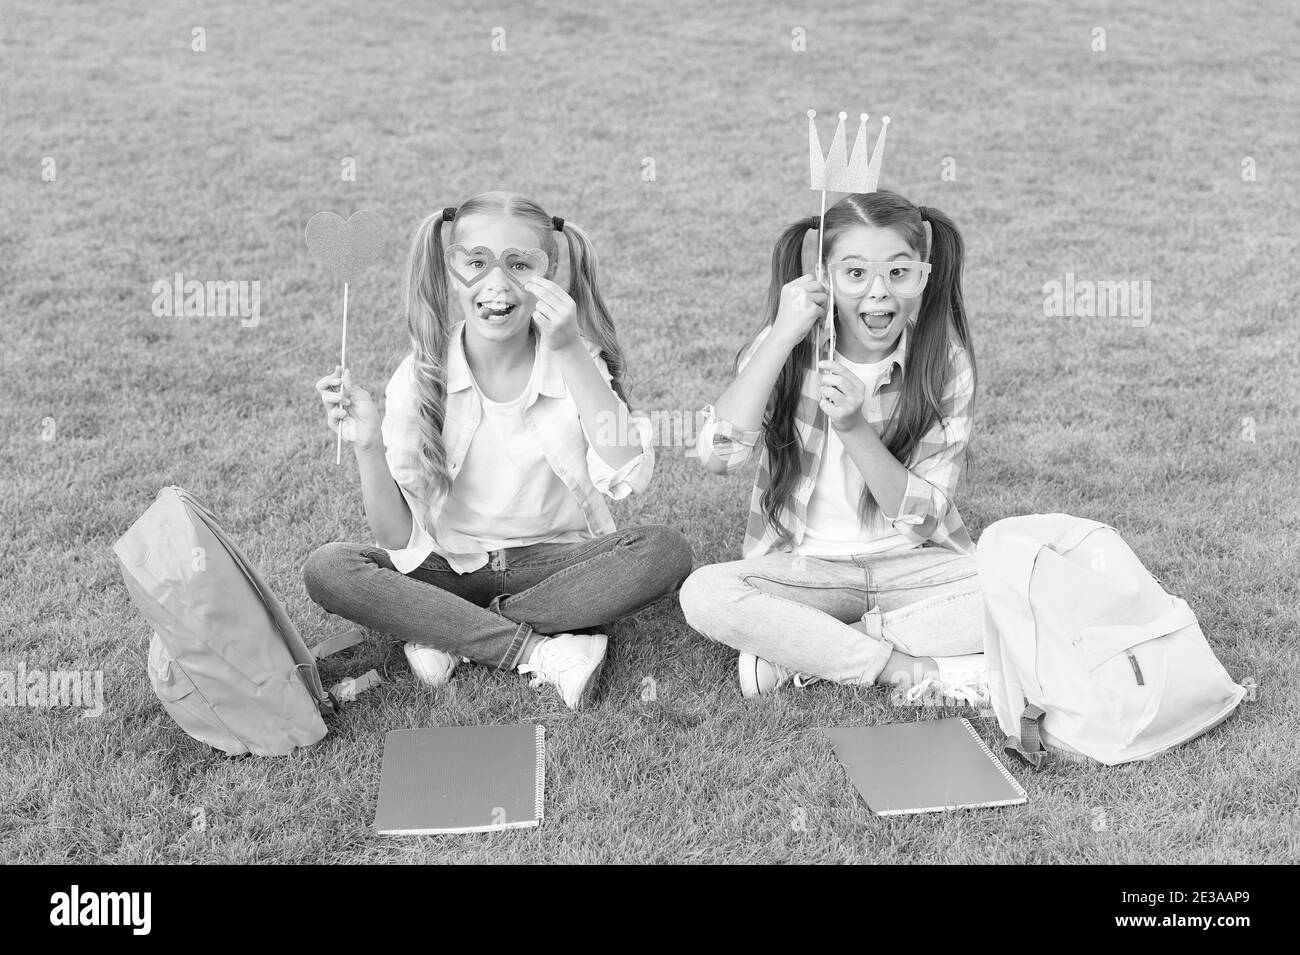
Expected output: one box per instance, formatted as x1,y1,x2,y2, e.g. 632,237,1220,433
680,191,986,703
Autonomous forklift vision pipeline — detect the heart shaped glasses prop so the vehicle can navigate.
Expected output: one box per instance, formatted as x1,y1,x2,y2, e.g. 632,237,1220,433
444,245,550,294
305,210,389,463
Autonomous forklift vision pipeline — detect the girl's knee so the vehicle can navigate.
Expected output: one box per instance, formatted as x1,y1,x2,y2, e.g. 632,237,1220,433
679,563,736,635
626,524,695,590
302,541,360,603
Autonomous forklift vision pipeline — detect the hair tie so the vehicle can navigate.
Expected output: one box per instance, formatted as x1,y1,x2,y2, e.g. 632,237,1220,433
917,205,930,221
552,215,565,232
441,206,458,223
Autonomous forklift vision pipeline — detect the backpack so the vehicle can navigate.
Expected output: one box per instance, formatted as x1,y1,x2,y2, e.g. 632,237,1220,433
114,486,379,756
977,514,1246,767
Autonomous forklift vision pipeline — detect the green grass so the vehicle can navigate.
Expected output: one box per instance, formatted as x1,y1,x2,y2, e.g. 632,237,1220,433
3,0,1298,863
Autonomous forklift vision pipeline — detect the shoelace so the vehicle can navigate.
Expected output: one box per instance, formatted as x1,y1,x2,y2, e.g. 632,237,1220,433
771,664,821,690
516,661,546,691
518,644,588,692
899,672,989,707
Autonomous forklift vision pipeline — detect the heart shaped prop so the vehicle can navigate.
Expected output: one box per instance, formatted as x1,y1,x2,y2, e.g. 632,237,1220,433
444,244,550,293
305,211,388,283
304,210,389,464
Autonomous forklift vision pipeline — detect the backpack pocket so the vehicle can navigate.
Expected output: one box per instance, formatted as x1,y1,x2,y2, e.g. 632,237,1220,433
1077,599,1198,670
1076,599,1196,745
1094,639,1168,745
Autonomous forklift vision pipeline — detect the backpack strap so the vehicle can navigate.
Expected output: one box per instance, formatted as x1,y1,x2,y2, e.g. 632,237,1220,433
311,627,366,660
1003,702,1049,769
294,663,336,716
305,628,379,712
328,669,381,705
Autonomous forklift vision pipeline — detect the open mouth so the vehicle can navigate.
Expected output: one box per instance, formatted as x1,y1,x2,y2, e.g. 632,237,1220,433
860,309,895,333
475,299,518,321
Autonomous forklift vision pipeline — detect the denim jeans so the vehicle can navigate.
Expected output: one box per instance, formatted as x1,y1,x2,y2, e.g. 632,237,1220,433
303,525,693,670
679,544,983,685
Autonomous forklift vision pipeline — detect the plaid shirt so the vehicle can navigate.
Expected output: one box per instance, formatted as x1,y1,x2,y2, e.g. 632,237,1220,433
382,322,654,575
699,323,976,557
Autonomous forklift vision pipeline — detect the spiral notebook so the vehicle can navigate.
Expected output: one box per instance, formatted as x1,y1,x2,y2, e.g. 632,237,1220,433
375,725,546,834
821,718,1027,816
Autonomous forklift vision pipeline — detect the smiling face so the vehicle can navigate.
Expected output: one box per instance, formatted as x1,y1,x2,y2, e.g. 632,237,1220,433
447,214,549,343
825,223,925,363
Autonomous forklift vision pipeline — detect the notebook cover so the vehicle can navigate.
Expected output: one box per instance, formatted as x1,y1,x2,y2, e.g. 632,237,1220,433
375,725,545,834
821,718,1027,816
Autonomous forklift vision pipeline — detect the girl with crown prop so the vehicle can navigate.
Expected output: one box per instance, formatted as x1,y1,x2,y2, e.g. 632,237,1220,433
682,111,990,705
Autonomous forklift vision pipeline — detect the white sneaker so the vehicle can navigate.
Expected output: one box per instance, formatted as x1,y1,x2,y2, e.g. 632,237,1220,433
517,633,607,710
893,653,989,708
737,652,821,698
403,642,459,688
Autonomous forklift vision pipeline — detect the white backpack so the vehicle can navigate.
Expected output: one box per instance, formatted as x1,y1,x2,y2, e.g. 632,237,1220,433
978,514,1246,767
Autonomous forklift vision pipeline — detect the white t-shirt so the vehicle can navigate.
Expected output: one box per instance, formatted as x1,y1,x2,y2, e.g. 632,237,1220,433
793,350,913,560
439,360,590,552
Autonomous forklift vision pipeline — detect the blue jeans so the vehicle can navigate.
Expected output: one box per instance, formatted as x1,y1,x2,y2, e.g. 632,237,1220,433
303,525,693,670
679,545,983,685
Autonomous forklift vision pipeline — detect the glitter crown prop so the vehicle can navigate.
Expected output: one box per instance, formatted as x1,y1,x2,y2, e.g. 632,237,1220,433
808,110,889,193
806,109,891,364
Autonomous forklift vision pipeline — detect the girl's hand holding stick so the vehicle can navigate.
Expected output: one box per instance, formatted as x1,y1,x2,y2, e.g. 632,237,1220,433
316,365,381,453
772,273,828,351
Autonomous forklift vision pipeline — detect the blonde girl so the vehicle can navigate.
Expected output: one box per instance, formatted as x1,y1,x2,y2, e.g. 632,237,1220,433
304,192,692,709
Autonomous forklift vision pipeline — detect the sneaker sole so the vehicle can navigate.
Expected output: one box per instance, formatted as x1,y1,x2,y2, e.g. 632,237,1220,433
738,654,762,698
404,645,456,688
574,653,606,710
408,669,453,689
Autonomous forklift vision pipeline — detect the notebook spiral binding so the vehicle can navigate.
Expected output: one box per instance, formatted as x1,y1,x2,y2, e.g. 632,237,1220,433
533,725,547,823
961,718,1028,799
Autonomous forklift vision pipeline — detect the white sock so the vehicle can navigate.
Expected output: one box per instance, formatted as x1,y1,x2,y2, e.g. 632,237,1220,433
522,635,550,669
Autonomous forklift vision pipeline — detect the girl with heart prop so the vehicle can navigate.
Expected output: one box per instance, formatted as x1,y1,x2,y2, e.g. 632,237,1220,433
680,190,987,705
304,191,692,709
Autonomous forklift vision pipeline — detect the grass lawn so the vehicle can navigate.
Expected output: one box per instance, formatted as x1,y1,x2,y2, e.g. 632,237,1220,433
3,0,1297,863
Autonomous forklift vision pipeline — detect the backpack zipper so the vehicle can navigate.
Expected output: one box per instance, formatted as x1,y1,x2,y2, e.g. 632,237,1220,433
1127,652,1145,685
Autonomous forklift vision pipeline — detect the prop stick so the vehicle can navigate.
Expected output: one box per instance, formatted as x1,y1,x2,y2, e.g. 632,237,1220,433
815,187,832,360
807,109,890,368
337,281,349,463
304,211,388,465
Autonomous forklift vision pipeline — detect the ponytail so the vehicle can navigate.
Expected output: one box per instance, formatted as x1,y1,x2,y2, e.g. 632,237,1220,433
404,210,455,501
559,220,630,405
881,203,974,464
747,215,821,544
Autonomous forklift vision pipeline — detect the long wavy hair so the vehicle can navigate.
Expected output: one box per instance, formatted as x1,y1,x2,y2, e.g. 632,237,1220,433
403,191,628,500
743,190,975,541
